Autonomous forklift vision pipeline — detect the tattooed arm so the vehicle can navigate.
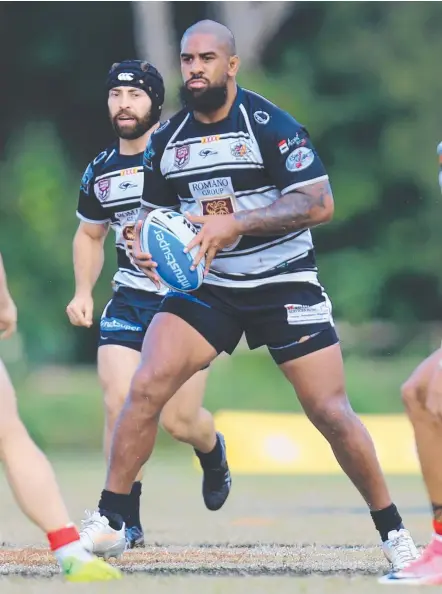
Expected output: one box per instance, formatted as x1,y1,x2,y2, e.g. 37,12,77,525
232,180,334,237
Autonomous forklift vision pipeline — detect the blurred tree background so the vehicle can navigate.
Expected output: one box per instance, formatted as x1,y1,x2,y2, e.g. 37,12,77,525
1,1,442,365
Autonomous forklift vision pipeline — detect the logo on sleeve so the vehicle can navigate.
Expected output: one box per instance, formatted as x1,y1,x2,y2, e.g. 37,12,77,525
80,163,94,194
253,111,270,125
285,147,314,172
143,143,155,171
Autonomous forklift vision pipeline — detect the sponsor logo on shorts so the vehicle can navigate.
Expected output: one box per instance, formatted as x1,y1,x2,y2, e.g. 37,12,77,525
100,317,143,332
119,181,137,190
284,302,331,325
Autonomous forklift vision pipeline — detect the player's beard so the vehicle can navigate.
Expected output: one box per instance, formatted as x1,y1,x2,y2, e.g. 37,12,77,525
179,79,228,114
110,110,153,140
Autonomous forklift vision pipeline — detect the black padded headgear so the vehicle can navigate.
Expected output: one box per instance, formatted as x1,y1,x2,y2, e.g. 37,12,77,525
106,60,165,125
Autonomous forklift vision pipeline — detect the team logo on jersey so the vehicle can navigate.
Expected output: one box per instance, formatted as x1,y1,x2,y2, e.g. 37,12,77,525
96,178,111,202
285,147,314,172
201,197,234,216
174,145,190,169
253,110,270,125
201,135,220,144
230,140,251,159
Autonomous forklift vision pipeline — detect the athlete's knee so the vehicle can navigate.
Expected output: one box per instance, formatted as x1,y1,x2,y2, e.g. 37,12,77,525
401,379,422,417
161,407,197,441
103,386,128,421
306,391,355,437
129,366,174,417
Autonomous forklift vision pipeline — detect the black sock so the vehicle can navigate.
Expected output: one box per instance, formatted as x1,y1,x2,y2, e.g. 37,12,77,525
370,503,404,542
126,481,142,530
195,434,223,469
98,489,131,531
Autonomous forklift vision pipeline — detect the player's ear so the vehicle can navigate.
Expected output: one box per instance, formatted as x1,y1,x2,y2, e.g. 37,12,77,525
228,55,240,78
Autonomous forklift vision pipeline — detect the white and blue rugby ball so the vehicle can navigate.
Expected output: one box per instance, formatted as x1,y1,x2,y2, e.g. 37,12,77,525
140,208,205,292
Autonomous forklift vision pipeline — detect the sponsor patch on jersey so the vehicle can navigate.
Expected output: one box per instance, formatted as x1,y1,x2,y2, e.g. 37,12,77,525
230,140,251,159
254,110,270,125
119,181,137,191
189,177,236,216
278,140,289,154
174,145,190,169
285,147,314,172
279,134,307,154
201,197,234,216
201,135,220,144
122,224,135,241
285,302,331,325
189,177,234,198
96,178,111,202
199,148,218,158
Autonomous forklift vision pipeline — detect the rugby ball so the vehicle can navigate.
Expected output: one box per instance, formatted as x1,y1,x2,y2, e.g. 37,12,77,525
140,208,205,292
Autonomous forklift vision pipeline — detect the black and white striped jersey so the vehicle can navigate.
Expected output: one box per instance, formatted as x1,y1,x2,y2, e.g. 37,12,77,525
76,142,166,294
141,87,329,289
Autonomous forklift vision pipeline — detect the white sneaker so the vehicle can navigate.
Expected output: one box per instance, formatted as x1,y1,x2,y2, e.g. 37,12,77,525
79,510,126,560
382,529,420,571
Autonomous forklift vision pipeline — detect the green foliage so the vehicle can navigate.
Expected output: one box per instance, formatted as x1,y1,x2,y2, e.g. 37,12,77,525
238,2,442,324
1,3,442,363
0,123,115,362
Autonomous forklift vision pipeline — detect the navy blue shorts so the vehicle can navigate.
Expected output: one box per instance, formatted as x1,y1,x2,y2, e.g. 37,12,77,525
160,282,339,365
99,286,163,352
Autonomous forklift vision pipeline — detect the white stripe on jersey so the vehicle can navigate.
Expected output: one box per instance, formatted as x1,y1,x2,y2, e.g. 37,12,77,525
281,175,329,195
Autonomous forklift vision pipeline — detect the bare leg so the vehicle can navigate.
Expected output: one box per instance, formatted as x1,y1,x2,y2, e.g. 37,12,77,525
106,313,217,494
98,344,144,482
160,368,216,453
0,359,71,532
280,344,392,509
401,350,442,512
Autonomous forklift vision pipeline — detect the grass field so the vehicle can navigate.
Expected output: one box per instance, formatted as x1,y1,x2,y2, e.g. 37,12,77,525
11,352,423,451
0,452,432,593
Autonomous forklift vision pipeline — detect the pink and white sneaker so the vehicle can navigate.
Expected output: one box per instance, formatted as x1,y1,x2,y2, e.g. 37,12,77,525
379,535,442,585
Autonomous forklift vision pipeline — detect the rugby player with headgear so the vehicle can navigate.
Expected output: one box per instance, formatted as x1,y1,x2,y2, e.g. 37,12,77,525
66,60,231,555
80,22,419,571
379,143,442,585
0,254,121,581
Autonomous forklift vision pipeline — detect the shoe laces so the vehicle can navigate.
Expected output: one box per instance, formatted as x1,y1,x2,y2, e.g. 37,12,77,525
390,531,418,563
80,510,108,535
